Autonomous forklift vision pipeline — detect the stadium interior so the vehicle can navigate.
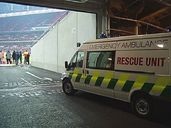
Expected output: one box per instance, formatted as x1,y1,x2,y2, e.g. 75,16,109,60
3,0,171,36
0,3,68,51
0,0,171,51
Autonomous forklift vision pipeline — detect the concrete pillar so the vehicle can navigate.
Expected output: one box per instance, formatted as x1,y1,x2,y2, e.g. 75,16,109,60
96,8,108,38
134,23,139,35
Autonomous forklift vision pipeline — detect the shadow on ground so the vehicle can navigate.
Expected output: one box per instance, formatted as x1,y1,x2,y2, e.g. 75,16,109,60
73,91,171,127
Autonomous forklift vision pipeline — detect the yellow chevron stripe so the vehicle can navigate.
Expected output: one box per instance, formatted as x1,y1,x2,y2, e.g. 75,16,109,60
90,71,100,85
102,72,114,87
80,73,86,84
150,76,171,96
72,68,80,81
132,75,148,90
73,68,79,74
114,74,130,91
80,74,86,79
72,74,77,81
150,86,166,96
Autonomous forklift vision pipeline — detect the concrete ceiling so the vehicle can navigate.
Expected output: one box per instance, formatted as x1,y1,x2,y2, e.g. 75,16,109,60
1,0,106,13
109,0,171,35
1,0,171,36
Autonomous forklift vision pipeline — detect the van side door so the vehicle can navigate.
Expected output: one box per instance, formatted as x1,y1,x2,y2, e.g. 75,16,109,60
68,51,85,89
84,51,115,98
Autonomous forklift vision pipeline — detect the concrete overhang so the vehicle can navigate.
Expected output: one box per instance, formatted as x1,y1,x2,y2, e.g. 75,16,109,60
1,0,106,13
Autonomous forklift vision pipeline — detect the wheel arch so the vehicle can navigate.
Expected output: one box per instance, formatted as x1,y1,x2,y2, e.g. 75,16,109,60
129,89,151,103
62,77,71,84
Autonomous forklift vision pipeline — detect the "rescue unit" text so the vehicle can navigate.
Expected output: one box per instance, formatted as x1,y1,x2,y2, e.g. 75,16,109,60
117,57,166,67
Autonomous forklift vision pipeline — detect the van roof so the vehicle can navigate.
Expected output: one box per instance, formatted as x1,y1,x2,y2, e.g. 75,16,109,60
80,33,171,51
85,32,171,44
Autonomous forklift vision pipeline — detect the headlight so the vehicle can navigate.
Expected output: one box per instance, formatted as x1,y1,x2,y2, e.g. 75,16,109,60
61,72,67,80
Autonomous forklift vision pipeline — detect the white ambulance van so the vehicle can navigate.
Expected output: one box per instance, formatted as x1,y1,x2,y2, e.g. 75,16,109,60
62,33,171,118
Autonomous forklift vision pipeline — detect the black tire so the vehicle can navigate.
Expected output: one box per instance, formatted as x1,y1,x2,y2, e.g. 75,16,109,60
62,80,76,95
131,94,152,118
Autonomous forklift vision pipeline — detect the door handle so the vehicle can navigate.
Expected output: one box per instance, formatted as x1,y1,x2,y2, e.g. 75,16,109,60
86,70,89,74
83,69,89,75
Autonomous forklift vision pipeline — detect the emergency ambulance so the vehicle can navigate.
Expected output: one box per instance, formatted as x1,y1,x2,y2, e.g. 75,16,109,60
62,33,171,118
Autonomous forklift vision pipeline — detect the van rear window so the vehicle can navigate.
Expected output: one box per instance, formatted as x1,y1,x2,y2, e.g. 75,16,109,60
87,51,115,70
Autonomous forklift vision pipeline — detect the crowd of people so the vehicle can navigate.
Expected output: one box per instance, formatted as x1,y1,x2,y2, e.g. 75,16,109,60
0,50,30,65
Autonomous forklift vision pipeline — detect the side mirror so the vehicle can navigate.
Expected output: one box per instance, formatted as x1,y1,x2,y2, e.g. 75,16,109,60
65,61,68,69
77,42,81,47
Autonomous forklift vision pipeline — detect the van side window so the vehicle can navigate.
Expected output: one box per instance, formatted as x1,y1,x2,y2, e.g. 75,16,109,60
87,51,114,70
69,51,84,70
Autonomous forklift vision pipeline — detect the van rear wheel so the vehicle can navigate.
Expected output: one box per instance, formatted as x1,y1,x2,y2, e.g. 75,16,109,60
131,94,152,118
62,80,76,95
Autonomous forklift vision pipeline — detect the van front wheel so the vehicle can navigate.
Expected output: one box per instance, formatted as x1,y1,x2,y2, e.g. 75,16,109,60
131,94,152,118
62,81,76,95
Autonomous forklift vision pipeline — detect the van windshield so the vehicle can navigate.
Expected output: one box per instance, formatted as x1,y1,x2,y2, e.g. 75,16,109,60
68,51,84,70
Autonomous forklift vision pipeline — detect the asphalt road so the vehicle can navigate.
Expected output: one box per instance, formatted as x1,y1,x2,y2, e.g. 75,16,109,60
0,65,171,128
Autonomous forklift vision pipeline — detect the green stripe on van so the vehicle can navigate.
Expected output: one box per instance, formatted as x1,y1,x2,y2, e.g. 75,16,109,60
95,77,104,86
69,73,73,79
141,83,154,93
122,80,134,92
75,74,82,82
161,86,171,98
85,75,92,84
107,78,118,89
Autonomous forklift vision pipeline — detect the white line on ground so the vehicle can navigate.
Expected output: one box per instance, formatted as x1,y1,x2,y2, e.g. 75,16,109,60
8,93,14,96
43,77,53,81
21,78,32,85
26,72,42,80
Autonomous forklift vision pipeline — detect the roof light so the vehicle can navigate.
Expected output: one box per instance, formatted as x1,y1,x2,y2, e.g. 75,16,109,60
157,44,164,48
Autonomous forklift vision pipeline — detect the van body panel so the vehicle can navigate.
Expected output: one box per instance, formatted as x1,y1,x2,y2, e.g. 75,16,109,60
64,33,171,103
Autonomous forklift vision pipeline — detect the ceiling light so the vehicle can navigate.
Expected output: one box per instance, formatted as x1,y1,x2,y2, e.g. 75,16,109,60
65,0,88,3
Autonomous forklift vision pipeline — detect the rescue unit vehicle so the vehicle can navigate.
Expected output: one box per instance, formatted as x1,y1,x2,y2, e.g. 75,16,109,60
62,33,171,118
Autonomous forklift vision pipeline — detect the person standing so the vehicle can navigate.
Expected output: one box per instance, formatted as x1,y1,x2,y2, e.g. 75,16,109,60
6,51,11,64
19,51,22,64
24,50,28,64
0,50,2,64
99,32,107,39
27,52,30,65
12,51,16,64
15,51,19,65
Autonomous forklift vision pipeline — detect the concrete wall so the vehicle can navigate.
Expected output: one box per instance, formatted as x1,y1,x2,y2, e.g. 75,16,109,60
31,11,96,73
31,24,58,72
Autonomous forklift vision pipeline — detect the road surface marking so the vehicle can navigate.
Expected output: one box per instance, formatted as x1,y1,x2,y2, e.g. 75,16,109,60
2,95,5,97
34,92,40,96
28,92,34,96
21,78,32,86
47,92,52,95
8,93,14,96
44,77,53,81
26,72,42,80
18,94,24,98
